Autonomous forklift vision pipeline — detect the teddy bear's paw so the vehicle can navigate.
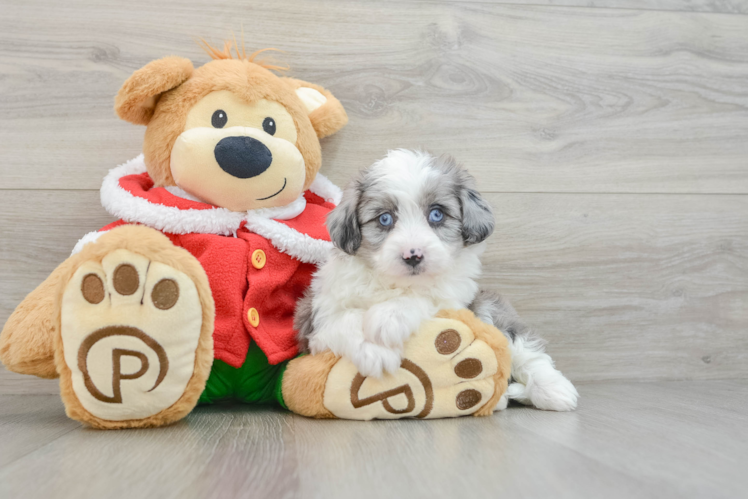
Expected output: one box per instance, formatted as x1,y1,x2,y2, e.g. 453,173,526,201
323,317,503,420
60,249,205,424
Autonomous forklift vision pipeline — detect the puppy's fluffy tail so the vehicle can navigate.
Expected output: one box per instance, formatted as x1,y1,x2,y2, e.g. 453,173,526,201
468,289,544,348
469,289,579,411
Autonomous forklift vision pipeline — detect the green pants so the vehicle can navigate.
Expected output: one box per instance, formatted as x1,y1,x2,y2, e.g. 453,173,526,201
198,342,290,407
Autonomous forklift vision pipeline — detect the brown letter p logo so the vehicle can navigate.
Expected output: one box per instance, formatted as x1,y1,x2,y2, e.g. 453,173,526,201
78,326,169,404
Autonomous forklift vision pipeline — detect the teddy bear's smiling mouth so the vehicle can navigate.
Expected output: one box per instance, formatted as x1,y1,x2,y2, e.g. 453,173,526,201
256,178,287,201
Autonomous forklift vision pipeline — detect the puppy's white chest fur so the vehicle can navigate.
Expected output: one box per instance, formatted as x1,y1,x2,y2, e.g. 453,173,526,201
307,244,484,374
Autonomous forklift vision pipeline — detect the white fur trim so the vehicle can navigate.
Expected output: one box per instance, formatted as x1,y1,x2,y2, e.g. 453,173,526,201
100,155,338,264
309,173,342,205
244,214,333,265
71,230,108,255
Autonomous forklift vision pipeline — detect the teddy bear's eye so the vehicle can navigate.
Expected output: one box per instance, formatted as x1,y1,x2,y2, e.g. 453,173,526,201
262,117,276,136
211,110,227,129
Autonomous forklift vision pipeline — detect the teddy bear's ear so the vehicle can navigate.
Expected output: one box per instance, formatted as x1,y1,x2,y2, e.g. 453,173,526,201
115,56,194,125
282,77,348,138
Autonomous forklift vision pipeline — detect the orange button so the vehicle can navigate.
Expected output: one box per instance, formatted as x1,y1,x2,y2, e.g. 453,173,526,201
247,307,260,327
251,249,266,269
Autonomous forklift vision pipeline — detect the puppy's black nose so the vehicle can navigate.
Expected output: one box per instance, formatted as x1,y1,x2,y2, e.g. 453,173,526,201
214,136,273,179
403,254,423,267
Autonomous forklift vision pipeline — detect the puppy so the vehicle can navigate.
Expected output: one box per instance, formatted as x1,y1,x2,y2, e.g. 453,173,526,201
296,150,578,411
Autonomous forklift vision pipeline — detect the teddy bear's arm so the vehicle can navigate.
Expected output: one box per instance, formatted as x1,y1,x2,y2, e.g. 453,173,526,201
0,257,82,378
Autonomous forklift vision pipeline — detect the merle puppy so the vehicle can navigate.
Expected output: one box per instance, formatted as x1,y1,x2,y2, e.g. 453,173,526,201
296,149,578,411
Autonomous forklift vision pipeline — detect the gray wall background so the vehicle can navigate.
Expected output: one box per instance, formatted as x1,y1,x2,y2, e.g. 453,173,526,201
1,0,747,394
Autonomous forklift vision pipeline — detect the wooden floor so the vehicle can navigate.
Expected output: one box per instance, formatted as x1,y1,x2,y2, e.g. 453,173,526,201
0,380,745,498
1,0,748,498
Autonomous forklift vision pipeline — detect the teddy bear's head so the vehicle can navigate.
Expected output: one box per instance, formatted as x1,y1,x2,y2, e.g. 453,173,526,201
114,43,347,212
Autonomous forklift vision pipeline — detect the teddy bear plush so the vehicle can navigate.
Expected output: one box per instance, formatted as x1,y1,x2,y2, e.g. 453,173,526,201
0,42,511,428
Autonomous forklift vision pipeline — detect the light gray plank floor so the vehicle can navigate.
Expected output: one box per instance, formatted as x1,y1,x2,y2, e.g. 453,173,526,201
0,380,746,498
455,0,748,15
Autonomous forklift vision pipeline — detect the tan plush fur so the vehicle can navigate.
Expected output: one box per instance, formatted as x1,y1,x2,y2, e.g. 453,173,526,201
0,261,80,378
2,47,349,429
116,54,347,191
281,77,349,139
282,352,338,419
436,309,512,416
57,225,214,429
8,225,215,429
196,40,289,72
114,56,194,126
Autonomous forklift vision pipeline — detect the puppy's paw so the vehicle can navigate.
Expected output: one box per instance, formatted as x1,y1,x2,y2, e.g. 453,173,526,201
527,371,579,411
363,304,412,349
493,392,509,412
351,342,402,379
506,382,529,402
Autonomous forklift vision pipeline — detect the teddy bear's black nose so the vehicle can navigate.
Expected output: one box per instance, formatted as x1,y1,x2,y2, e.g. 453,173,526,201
214,136,273,179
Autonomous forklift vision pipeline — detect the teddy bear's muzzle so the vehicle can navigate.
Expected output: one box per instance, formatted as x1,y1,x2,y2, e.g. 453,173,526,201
170,125,306,211
214,136,273,179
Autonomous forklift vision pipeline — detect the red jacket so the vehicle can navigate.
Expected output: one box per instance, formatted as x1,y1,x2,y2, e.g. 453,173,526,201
75,155,340,368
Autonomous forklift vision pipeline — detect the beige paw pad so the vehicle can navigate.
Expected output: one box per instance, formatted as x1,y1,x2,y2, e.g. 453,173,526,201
324,317,499,420
61,250,203,422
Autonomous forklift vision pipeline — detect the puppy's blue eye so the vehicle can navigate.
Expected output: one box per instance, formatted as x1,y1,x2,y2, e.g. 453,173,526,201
379,213,393,227
429,208,444,224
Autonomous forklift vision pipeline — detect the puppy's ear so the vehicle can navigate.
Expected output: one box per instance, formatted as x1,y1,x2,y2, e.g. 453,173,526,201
460,186,495,245
326,181,362,254
115,56,194,125
438,155,494,245
282,77,348,138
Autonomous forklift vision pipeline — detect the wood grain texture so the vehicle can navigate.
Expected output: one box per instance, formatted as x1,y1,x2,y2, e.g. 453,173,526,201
0,400,298,498
1,190,746,384
291,407,666,498
1,4,746,497
1,1,747,390
1,0,747,192
453,0,748,15
0,366,59,395
479,192,748,381
0,191,114,327
1,380,746,497
0,395,80,468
